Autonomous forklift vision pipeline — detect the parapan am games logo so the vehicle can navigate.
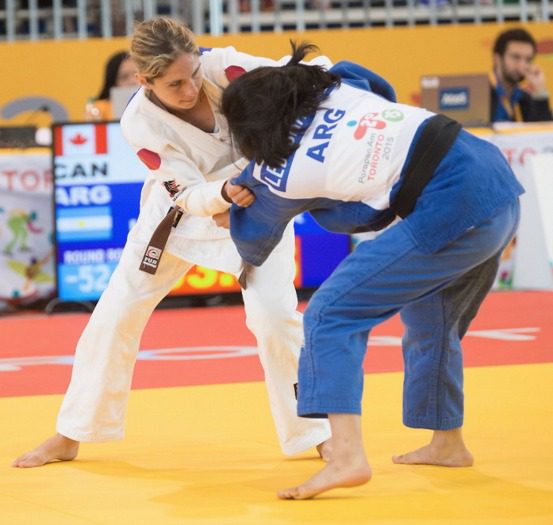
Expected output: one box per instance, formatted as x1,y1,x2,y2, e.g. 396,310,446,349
347,109,404,140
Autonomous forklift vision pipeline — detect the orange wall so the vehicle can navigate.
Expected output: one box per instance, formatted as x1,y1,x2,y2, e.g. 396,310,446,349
1,21,553,126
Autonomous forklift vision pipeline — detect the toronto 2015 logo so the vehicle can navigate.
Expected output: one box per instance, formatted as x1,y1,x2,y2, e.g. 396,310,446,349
347,109,404,140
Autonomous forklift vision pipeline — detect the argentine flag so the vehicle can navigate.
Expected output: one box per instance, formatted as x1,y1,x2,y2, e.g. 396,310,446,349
57,206,113,242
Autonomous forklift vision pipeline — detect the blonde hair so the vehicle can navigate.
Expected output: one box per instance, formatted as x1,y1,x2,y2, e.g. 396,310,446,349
130,17,199,82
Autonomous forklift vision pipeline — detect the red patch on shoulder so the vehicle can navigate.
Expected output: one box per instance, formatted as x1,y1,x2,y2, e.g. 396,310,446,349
225,65,247,82
137,148,161,170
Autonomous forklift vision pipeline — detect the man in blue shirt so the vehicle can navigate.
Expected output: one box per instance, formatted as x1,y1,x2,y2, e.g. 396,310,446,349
491,27,552,123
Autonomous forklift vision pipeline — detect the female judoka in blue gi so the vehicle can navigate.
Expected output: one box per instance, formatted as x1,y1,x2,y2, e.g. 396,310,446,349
220,43,524,499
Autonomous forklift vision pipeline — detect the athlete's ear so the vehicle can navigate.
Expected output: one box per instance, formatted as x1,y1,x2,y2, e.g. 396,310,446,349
136,73,152,89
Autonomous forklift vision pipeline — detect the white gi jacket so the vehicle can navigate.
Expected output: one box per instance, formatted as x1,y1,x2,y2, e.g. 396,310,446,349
54,47,331,454
121,46,333,274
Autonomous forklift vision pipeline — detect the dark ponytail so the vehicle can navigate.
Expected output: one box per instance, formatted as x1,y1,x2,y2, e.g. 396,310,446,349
221,41,340,168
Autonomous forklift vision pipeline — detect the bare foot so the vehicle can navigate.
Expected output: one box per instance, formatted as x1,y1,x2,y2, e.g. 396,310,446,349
392,428,474,467
12,434,80,468
316,439,332,462
278,457,371,500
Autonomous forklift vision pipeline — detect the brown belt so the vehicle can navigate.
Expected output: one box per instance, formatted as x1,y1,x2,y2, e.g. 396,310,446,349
139,206,183,275
139,206,252,289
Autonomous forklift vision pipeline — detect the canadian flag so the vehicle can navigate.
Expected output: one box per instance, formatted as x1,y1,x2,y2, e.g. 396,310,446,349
54,123,107,157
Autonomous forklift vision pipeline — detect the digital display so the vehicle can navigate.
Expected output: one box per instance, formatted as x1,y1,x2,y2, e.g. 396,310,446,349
53,121,350,302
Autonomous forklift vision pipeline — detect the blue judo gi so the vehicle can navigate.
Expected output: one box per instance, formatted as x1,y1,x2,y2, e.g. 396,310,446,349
229,62,523,427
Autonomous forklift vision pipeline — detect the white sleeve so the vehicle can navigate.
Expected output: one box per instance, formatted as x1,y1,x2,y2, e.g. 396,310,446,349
172,161,249,216
121,117,230,216
173,179,229,216
201,46,334,89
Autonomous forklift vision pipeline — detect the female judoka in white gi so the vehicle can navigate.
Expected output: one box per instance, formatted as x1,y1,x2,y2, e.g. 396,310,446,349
12,19,331,468
220,43,524,499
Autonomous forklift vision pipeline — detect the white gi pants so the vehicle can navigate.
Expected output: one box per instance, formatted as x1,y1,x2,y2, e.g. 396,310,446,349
56,223,331,456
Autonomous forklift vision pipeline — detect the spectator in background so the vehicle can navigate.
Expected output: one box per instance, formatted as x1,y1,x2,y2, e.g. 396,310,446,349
85,50,139,121
491,27,553,123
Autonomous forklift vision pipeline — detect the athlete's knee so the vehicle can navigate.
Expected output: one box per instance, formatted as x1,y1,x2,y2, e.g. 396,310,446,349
244,304,296,333
244,299,300,339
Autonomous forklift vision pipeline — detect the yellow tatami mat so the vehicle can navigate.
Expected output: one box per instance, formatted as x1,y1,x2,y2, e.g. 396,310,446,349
2,363,553,525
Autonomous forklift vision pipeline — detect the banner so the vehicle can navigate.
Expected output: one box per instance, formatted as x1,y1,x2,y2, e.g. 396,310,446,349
524,153,553,287
2,123,552,312
0,149,55,309
488,125,553,290
1,23,553,126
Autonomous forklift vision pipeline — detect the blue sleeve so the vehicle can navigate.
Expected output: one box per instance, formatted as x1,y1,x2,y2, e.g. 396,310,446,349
310,202,396,233
230,163,396,266
330,61,397,102
230,164,312,266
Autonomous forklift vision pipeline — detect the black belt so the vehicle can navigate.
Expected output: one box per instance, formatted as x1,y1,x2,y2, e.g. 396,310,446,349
391,114,462,219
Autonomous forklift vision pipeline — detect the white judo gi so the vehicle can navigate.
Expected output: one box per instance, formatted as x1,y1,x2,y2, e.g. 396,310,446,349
56,46,331,455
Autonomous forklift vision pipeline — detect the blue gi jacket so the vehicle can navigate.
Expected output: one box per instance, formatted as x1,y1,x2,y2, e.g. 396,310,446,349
229,62,524,267
229,61,399,266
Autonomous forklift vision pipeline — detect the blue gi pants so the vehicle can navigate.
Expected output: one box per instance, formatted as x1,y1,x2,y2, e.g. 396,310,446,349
297,200,520,430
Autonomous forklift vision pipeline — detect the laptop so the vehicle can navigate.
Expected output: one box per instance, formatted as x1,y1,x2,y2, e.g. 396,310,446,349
110,86,139,120
420,73,491,127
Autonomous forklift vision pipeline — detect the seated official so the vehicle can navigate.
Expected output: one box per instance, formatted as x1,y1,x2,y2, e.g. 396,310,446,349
491,27,552,123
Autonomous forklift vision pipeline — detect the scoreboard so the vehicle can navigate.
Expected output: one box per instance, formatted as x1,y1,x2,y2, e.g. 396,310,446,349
52,121,350,302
